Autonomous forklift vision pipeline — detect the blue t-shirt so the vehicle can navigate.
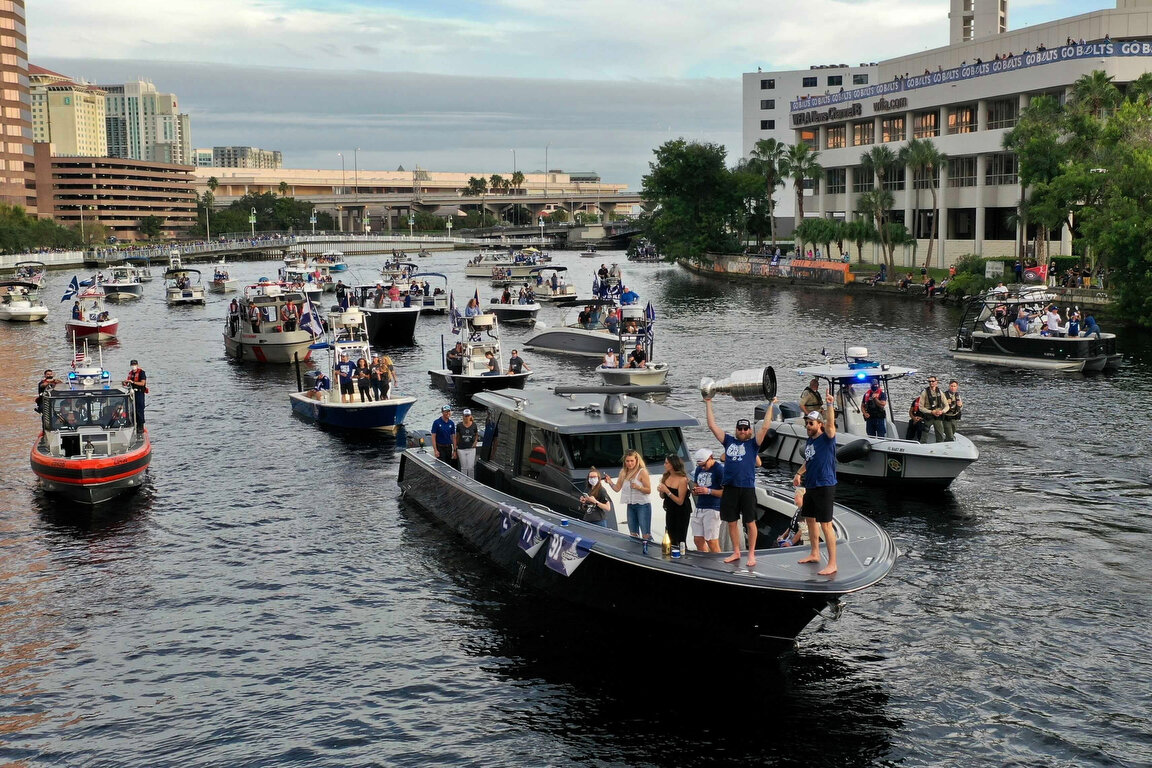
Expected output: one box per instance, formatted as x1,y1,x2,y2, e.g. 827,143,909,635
802,433,838,488
721,434,759,488
692,462,723,510
430,416,456,445
313,374,330,392
336,360,356,383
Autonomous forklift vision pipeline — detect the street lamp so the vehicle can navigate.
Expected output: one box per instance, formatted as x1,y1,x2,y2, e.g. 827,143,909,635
408,213,415,238
539,217,544,248
544,143,549,198
205,196,211,242
249,207,256,238
446,216,453,240
310,207,317,235
510,149,517,224
364,209,370,235
354,147,360,204
338,152,345,195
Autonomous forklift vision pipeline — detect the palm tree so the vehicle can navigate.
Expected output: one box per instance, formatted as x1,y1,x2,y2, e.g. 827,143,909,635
856,188,896,272
781,143,824,249
1126,71,1152,104
278,180,289,197
748,138,787,245
1070,70,1122,118
901,138,948,269
860,146,898,267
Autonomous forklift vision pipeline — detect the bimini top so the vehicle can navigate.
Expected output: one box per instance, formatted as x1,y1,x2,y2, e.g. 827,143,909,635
795,362,918,382
529,265,568,274
472,385,696,436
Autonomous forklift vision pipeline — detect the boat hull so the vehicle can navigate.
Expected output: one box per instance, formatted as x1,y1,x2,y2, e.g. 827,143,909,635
398,450,897,648
428,369,531,402
30,431,151,505
288,392,416,432
0,307,48,322
224,330,315,364
597,363,669,386
103,284,144,301
361,306,421,346
209,280,238,293
523,327,614,357
65,319,118,341
952,332,1116,372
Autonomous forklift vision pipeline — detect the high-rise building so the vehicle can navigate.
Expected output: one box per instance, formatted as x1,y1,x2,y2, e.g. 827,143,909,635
0,0,36,213
102,80,191,165
29,65,108,156
195,145,283,169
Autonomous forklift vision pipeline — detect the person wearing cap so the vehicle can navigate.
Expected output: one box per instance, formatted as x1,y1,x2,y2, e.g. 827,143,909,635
1042,304,1064,336
506,349,529,375
455,409,479,479
690,448,723,553
941,379,963,441
1066,310,1081,338
335,353,357,403
794,391,839,576
307,369,331,400
123,359,147,431
861,379,888,437
704,394,777,568
800,378,822,415
431,406,457,468
917,376,948,443
603,348,618,369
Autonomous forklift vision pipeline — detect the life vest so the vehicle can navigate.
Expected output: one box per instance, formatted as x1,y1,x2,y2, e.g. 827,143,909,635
862,388,885,418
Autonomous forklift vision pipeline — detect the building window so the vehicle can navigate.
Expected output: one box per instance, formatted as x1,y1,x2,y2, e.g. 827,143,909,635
986,153,1019,185
828,75,843,86
913,167,940,190
913,111,939,138
948,104,977,134
881,117,905,143
987,98,1018,129
802,76,818,88
760,119,775,130
853,166,875,193
826,168,846,194
800,129,817,150
826,125,846,149
883,171,905,191
853,74,869,85
948,157,977,187
761,78,775,89
852,121,874,146
760,99,775,110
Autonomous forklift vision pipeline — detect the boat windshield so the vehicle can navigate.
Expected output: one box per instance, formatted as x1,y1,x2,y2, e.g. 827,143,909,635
564,428,684,470
48,393,133,430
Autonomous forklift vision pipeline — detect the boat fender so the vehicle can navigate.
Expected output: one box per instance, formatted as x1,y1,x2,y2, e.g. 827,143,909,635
836,438,871,463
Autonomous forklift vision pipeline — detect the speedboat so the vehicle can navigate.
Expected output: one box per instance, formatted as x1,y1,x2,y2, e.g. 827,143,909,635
523,298,621,358
164,255,206,305
279,264,324,303
757,347,979,488
408,272,450,314
288,306,416,433
0,280,49,322
317,250,347,272
30,343,151,505
102,264,145,301
209,263,239,293
224,281,319,363
529,266,578,302
13,260,46,287
464,249,548,279
352,284,420,346
397,385,897,650
486,290,541,325
951,285,1119,371
125,255,153,282
596,302,668,385
579,246,598,257
428,312,532,402
65,285,118,341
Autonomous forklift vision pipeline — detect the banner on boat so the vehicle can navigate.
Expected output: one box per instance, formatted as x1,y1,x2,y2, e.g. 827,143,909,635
545,530,593,577
502,504,595,576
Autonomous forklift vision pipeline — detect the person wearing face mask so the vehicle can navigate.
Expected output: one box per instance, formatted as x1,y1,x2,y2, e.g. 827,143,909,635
123,359,147,432
578,467,612,527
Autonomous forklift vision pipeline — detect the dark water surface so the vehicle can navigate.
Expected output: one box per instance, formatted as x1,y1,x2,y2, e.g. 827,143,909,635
1,251,1150,767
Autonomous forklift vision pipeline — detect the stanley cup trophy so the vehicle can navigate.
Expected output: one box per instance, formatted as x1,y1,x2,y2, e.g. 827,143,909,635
699,366,777,401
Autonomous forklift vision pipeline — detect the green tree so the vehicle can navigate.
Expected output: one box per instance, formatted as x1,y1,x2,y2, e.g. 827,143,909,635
748,137,788,245
640,139,740,260
139,215,164,240
843,217,879,264
278,180,289,197
780,143,824,248
901,138,948,269
856,187,897,272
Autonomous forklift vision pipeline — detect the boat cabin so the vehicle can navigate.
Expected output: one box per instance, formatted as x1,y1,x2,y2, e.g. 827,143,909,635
472,386,693,516
40,367,137,458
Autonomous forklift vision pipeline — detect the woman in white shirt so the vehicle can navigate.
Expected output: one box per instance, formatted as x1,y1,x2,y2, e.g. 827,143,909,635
605,449,652,545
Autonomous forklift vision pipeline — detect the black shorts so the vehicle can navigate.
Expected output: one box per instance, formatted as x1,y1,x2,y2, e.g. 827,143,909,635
720,485,758,524
340,380,354,395
802,485,835,523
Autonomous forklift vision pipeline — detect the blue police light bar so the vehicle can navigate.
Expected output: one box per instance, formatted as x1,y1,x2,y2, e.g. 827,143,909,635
855,372,868,380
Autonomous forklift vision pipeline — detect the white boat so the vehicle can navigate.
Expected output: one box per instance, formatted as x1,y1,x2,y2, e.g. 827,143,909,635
224,281,319,363
951,285,1119,372
522,298,622,357
486,285,541,324
288,307,417,433
13,260,46,287
209,260,239,293
428,311,531,402
759,347,979,488
317,250,348,272
164,267,206,305
407,272,450,314
579,246,598,257
102,264,145,301
65,284,118,341
528,266,578,302
125,256,153,281
596,302,668,385
464,248,549,279
279,264,324,303
0,280,49,322
598,360,669,386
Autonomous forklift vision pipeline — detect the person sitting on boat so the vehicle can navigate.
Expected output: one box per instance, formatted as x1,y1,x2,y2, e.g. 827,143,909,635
800,378,822,414
307,372,330,401
605,312,620,335
446,342,465,375
482,351,500,376
506,349,529,375
993,282,1008,295
603,348,619,369
579,468,612,528
861,379,888,437
627,343,647,369
624,318,638,335
501,287,512,304
103,402,132,429
71,301,82,320
620,286,639,305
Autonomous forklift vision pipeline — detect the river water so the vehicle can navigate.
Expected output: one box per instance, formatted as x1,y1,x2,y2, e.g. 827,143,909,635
1,251,1149,767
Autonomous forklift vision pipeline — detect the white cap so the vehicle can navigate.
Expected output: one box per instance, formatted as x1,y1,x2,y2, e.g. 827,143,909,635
693,448,713,463
462,409,472,415
806,411,824,420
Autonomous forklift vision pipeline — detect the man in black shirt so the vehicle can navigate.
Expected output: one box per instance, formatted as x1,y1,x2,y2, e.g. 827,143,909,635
627,342,647,369
506,349,529,375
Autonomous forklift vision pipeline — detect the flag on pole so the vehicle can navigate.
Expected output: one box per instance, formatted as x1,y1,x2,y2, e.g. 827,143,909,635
644,301,655,343
61,275,79,303
449,291,462,335
299,299,323,338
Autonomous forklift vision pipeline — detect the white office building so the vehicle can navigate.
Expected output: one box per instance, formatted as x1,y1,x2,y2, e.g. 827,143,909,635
742,0,1152,265
102,80,191,166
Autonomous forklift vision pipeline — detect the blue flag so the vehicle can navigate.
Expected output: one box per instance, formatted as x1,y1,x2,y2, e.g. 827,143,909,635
299,299,323,338
449,291,462,335
61,275,79,303
644,301,655,343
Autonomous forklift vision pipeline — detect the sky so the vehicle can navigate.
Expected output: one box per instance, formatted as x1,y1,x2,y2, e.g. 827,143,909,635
29,0,1109,190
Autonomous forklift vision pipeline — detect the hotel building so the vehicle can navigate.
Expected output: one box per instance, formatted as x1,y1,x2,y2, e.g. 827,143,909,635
0,0,34,212
29,65,108,156
743,0,1152,264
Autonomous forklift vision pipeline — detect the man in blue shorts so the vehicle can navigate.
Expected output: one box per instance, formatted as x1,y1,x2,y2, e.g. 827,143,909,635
705,395,777,568
793,392,839,575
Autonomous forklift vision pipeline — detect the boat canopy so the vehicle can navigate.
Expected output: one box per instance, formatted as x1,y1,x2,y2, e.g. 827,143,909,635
0,279,39,290
164,267,201,277
410,272,448,283
529,265,567,274
794,363,918,381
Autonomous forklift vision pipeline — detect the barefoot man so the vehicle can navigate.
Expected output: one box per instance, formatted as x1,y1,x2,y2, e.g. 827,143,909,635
793,391,838,575
705,395,777,568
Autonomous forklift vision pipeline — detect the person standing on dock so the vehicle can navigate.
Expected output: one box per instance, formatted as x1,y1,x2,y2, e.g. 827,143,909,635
431,406,457,469
794,394,838,576
704,396,776,568
123,360,148,432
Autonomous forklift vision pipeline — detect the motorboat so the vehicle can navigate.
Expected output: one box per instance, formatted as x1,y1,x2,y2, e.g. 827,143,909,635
397,384,897,650
13,260,46,287
209,262,239,293
428,311,532,402
164,255,206,305
381,260,418,283
0,280,49,322
757,347,979,488
224,281,319,363
317,250,348,272
951,285,1119,371
102,264,145,301
579,245,598,257
522,298,622,358
486,287,541,325
464,248,549,279
408,272,450,313
529,266,578,302
596,302,668,385
279,263,324,303
65,284,118,341
352,284,420,346
30,343,151,505
627,238,661,262
288,306,416,433
125,255,153,282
